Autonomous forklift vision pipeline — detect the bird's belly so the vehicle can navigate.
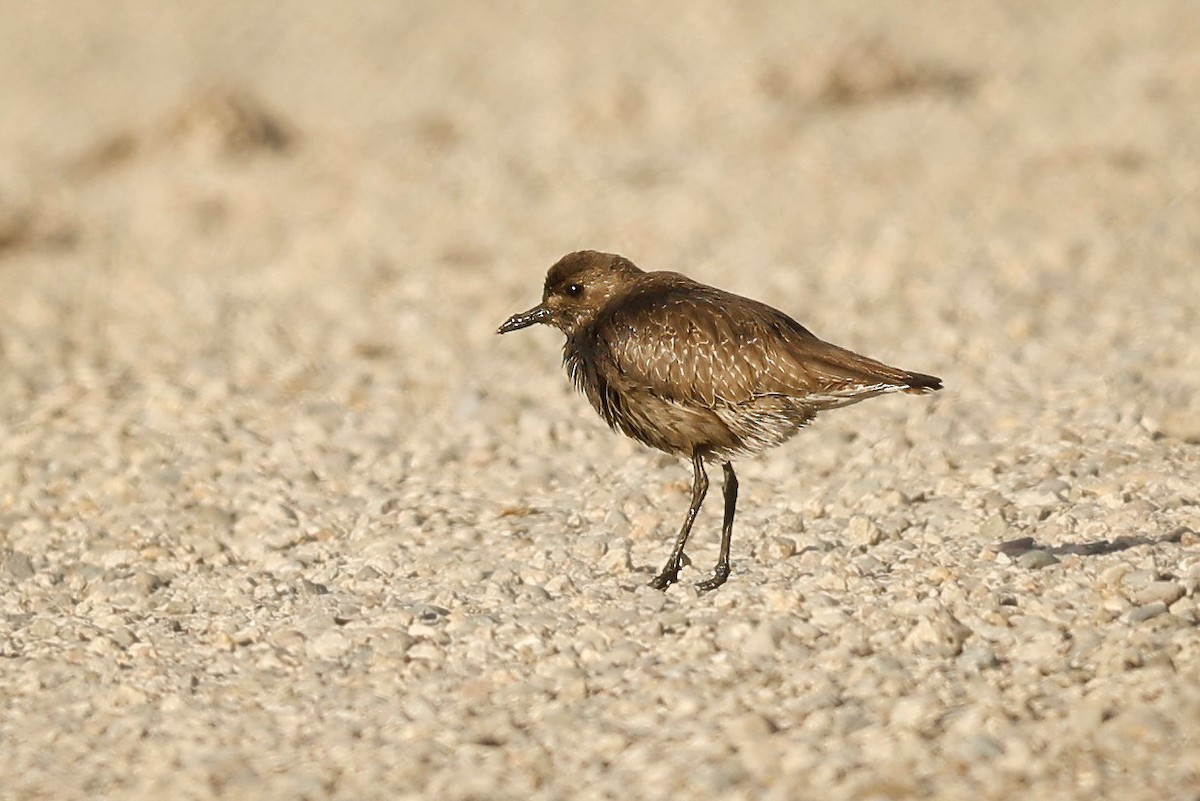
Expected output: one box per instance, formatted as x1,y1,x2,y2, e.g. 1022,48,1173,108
603,389,743,459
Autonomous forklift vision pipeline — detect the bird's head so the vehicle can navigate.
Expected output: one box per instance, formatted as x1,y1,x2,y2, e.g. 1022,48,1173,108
497,250,644,337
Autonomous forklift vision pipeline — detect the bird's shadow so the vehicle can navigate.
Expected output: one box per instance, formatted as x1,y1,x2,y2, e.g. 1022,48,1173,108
993,526,1192,558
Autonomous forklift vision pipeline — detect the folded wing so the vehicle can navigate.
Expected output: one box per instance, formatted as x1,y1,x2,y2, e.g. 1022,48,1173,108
602,277,940,412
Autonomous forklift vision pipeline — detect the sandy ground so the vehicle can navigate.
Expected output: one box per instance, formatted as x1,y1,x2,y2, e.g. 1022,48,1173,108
2,2,1200,799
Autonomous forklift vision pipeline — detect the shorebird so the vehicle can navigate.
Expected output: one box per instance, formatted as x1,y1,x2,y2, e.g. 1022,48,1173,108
499,250,942,591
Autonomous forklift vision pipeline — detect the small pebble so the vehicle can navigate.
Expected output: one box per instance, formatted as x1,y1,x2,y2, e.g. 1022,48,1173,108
1126,602,1168,624
1017,549,1060,569
1134,582,1184,608
762,536,797,560
1120,569,1158,590
905,610,972,658
3,551,35,580
847,516,883,547
307,630,353,660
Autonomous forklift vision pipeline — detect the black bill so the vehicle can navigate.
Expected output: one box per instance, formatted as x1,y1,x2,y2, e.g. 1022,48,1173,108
497,304,551,334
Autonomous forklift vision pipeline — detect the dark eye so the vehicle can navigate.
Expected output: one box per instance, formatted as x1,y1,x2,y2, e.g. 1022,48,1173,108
565,283,584,297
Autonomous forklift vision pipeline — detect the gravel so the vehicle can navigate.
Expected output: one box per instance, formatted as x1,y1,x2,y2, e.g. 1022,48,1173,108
2,2,1200,800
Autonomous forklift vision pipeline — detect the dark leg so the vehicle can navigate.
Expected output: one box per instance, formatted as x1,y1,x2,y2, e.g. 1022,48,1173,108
649,451,708,590
696,461,737,593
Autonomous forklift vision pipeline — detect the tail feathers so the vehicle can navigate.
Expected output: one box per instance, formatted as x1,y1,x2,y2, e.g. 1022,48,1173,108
902,371,943,394
794,338,942,398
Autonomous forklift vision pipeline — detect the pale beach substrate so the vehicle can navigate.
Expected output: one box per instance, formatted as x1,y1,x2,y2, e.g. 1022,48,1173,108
1,3,1199,799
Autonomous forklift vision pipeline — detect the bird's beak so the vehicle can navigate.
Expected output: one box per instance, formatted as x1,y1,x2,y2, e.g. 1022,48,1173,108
497,304,551,334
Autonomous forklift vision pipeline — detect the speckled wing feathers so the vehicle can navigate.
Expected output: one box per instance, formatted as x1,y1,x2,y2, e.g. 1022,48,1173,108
602,276,921,410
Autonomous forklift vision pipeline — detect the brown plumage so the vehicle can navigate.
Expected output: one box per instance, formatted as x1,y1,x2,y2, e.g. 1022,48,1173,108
499,250,942,591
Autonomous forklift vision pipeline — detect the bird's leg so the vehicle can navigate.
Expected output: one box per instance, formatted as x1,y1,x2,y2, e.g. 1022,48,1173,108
695,461,737,593
649,451,708,590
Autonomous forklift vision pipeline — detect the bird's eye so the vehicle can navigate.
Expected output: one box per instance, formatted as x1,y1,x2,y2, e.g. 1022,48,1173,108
566,283,584,297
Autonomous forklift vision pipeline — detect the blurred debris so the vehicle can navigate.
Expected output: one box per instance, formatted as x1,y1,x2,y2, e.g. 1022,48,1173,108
763,38,976,109
0,195,78,256
67,86,296,180
166,87,295,158
818,39,976,106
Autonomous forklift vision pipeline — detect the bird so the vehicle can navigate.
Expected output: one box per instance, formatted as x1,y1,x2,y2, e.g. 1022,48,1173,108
498,250,942,592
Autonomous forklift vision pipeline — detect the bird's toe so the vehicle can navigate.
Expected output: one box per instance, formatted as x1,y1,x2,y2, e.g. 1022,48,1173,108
648,568,680,591
694,564,731,594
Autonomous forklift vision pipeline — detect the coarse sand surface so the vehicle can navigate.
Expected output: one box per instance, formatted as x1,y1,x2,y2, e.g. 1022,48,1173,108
2,3,1199,799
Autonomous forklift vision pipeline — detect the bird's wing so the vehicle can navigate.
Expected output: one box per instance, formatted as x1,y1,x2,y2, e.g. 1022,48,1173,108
601,280,925,409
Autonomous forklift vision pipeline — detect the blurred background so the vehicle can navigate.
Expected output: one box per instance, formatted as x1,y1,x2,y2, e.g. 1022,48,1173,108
3,3,1200,799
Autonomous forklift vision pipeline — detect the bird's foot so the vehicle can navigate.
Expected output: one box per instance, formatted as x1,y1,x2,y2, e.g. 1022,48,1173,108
694,563,731,594
648,553,691,590
648,568,680,591
648,563,686,594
